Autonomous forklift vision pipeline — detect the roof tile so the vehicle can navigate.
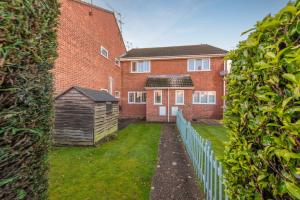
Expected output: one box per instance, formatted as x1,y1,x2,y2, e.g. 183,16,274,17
145,75,194,88
123,44,227,58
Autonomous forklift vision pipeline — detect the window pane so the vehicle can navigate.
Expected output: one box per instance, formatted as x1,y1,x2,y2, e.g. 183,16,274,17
208,92,215,103
136,92,142,103
176,91,184,104
132,62,137,72
145,61,150,72
202,59,210,70
155,91,162,104
193,92,200,103
129,93,135,103
142,92,147,102
200,92,208,103
106,103,112,113
188,60,195,71
195,59,202,70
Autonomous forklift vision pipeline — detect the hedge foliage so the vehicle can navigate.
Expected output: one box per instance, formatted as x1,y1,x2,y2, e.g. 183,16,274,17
0,1,59,199
224,1,300,199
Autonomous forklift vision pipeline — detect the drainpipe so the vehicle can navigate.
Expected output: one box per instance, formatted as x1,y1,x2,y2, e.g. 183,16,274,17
167,88,170,123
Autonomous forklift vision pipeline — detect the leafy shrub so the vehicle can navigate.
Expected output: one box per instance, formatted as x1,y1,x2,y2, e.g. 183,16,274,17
0,0,59,199
224,1,300,199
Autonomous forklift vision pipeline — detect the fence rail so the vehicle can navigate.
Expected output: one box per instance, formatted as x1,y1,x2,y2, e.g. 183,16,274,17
176,111,228,200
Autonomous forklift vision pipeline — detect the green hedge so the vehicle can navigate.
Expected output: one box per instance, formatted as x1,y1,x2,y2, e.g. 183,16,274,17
0,1,59,199
224,1,300,199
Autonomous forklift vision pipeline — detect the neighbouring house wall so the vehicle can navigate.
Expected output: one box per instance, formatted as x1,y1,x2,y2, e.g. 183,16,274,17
54,88,95,145
53,0,126,95
94,103,119,143
120,57,225,120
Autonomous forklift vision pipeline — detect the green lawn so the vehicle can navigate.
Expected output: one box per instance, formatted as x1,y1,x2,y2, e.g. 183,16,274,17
193,124,228,160
49,123,161,200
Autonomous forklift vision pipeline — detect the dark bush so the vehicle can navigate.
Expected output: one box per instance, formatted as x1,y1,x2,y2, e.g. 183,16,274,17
0,0,59,199
224,1,300,199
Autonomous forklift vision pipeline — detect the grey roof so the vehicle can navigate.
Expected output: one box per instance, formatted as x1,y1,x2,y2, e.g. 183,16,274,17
74,86,118,102
56,86,118,102
122,44,227,58
145,75,194,88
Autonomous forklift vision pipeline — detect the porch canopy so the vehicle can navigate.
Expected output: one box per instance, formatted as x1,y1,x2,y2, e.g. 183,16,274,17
145,74,194,89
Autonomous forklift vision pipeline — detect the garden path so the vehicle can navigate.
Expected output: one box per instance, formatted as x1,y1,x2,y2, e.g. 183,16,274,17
150,124,204,200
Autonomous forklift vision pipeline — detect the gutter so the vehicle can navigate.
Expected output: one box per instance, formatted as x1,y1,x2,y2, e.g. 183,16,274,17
120,54,227,61
145,87,194,90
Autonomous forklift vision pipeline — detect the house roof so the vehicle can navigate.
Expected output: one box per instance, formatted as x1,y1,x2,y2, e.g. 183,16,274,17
122,44,227,58
145,75,194,88
56,86,118,102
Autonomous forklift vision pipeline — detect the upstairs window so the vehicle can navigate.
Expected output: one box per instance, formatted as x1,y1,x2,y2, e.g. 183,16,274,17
115,58,120,67
128,91,146,104
193,91,216,104
188,58,210,71
131,61,151,73
101,46,109,58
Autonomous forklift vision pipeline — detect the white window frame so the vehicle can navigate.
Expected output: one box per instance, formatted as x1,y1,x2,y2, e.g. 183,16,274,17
154,90,163,105
187,58,211,72
100,46,109,59
175,90,184,105
101,88,109,93
115,91,120,98
192,91,216,104
115,58,120,67
128,91,146,104
131,61,151,73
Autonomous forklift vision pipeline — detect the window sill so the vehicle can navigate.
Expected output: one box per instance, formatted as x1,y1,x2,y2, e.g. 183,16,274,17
175,103,184,106
192,103,216,105
128,102,146,104
154,103,163,106
130,72,151,74
188,70,211,72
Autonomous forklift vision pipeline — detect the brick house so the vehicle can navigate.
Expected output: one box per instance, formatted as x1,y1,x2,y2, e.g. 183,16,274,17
119,45,227,122
53,1,227,122
53,0,126,96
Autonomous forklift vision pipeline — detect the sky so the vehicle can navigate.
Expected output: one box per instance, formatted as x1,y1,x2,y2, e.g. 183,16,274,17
88,0,290,50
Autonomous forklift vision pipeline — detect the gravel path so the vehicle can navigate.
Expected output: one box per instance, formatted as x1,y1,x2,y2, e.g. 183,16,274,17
150,124,204,200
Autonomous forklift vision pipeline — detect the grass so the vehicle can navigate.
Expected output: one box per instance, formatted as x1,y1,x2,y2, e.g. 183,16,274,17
49,123,161,200
193,124,228,160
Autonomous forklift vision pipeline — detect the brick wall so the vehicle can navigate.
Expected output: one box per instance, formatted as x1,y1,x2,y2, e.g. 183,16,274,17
120,57,225,120
53,0,126,95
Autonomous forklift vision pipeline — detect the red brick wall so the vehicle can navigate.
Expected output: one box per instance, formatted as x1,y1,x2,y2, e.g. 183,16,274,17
146,89,193,122
53,0,126,95
120,57,225,120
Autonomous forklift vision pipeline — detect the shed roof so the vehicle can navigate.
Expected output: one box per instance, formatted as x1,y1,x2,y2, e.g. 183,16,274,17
122,44,227,58
56,86,118,102
145,75,194,88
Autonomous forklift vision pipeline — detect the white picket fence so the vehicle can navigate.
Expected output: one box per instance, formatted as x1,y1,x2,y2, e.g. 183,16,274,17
176,110,228,200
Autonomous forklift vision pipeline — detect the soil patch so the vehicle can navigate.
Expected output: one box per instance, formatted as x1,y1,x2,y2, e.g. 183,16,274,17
150,124,204,200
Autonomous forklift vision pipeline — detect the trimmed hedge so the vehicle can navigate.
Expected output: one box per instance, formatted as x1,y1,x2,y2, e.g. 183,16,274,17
224,1,300,199
0,1,59,199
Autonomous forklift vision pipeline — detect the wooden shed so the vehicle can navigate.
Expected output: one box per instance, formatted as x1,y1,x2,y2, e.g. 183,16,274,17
54,86,119,146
